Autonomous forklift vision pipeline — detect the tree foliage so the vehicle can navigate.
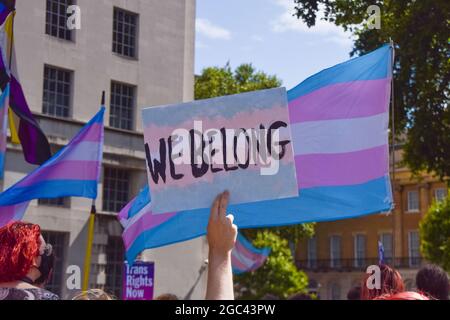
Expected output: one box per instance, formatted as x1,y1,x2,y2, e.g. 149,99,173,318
420,194,450,271
235,230,309,299
293,0,450,180
195,63,282,100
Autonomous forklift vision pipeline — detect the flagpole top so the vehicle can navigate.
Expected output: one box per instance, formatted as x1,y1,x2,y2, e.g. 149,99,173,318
101,91,105,105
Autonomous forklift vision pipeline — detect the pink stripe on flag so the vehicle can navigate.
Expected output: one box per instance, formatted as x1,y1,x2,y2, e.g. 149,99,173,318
231,253,250,271
118,198,134,223
295,145,388,189
0,202,28,227
72,123,103,143
17,161,100,187
123,212,177,249
289,79,390,124
234,240,265,263
0,208,16,227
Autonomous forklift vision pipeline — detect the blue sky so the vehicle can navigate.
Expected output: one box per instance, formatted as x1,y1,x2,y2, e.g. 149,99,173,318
195,0,354,89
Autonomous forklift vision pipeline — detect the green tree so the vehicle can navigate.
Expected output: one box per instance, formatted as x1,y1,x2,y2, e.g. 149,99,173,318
195,63,282,100
420,194,450,271
235,230,309,299
293,0,450,180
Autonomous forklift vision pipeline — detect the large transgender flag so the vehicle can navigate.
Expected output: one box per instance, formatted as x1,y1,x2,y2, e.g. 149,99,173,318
232,233,271,275
121,44,393,262
0,107,105,226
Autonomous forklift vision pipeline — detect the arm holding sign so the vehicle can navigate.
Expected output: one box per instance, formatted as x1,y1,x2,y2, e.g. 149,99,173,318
205,191,238,300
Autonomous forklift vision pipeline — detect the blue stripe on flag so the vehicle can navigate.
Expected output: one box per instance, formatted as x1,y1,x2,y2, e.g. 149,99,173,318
0,84,9,107
287,44,392,101
0,152,4,180
126,176,392,261
236,233,267,255
0,179,98,206
129,186,151,219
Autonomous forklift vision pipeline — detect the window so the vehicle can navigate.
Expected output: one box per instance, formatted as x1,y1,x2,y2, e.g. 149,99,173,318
109,81,135,130
38,198,69,208
307,237,317,268
105,236,125,299
407,190,420,212
113,7,138,58
354,234,366,268
40,231,68,296
379,233,393,264
102,167,130,213
45,0,74,41
43,65,72,118
330,235,341,268
408,231,420,267
435,188,447,202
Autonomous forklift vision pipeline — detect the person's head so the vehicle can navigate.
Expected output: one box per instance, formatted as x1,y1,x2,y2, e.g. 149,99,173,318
416,264,449,300
361,264,405,300
374,291,429,300
347,286,361,300
155,293,179,300
72,289,115,300
0,221,54,286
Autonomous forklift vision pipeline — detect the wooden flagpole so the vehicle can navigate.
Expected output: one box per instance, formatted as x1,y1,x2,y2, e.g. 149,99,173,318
82,91,105,291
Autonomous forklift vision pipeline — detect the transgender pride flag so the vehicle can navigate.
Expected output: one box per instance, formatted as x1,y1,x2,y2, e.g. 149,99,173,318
232,233,270,275
0,107,105,226
121,45,393,262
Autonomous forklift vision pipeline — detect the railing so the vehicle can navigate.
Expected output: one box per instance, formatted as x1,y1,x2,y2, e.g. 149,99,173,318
296,257,424,272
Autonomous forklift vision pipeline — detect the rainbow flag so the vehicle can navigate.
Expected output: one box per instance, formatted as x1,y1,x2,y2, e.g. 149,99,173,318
0,107,104,225
121,44,393,262
232,233,270,275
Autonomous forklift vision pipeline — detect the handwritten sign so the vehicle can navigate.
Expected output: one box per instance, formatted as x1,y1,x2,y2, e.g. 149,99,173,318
142,88,298,214
122,261,154,300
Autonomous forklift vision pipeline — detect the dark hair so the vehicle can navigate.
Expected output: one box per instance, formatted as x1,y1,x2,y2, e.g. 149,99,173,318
416,264,449,300
347,286,361,300
361,264,405,300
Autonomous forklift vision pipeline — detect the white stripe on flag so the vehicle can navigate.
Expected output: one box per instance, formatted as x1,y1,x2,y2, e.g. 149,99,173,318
54,141,101,162
290,112,389,155
233,249,256,268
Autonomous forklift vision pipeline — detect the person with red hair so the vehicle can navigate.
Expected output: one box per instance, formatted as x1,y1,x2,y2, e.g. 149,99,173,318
0,221,59,300
360,264,405,300
374,291,430,300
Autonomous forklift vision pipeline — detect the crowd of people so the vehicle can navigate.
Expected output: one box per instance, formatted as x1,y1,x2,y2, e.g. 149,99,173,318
346,263,449,300
0,191,448,300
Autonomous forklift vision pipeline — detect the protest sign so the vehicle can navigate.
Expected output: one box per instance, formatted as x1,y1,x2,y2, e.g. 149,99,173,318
142,87,298,214
122,261,154,300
